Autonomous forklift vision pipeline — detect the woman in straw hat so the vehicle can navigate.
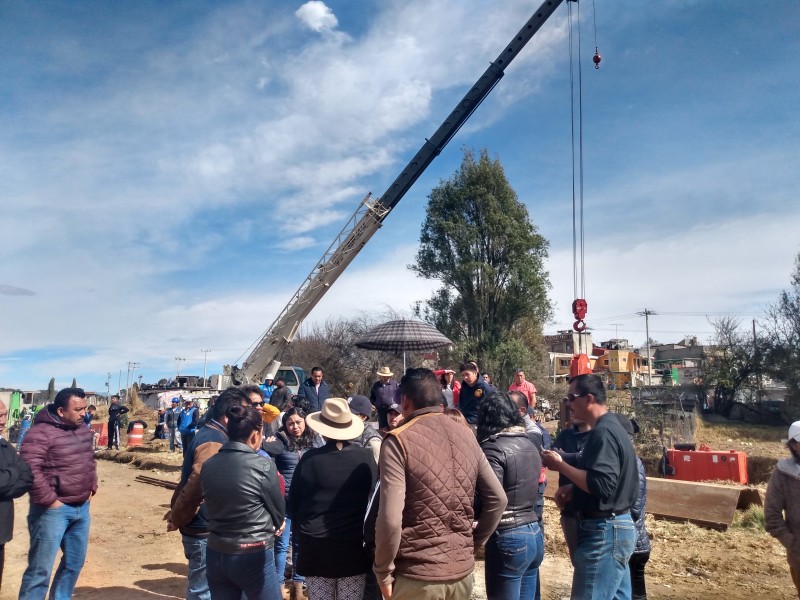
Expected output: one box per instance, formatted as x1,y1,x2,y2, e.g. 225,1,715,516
287,398,378,600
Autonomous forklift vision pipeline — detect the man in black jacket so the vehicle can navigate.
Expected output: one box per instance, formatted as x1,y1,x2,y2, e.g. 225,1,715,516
166,388,253,600
107,395,129,450
296,367,329,413
0,400,34,590
458,362,493,425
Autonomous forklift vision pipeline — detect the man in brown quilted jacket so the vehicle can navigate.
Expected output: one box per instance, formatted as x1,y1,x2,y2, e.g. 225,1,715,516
374,368,507,600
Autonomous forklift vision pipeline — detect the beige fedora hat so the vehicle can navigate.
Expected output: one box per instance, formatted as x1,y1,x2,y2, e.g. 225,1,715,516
376,366,394,378
306,397,365,440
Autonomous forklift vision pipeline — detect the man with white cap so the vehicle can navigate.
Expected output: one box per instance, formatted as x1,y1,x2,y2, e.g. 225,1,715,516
166,397,182,452
370,366,399,430
765,420,800,595
261,374,276,403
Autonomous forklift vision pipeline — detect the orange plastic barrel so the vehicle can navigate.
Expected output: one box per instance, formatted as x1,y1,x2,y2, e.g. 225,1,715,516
90,423,108,447
127,423,144,447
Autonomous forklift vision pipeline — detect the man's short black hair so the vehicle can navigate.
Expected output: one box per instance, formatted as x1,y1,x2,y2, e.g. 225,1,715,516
311,366,324,375
459,362,478,374
54,388,86,410
508,390,528,411
400,368,442,410
275,377,285,384
212,388,252,420
572,373,606,404
241,384,265,400
87,405,97,411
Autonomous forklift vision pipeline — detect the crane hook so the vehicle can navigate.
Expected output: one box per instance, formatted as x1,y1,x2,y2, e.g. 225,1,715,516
593,48,602,69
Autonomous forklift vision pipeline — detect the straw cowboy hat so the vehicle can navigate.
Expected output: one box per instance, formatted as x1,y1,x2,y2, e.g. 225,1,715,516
306,397,365,440
376,366,394,378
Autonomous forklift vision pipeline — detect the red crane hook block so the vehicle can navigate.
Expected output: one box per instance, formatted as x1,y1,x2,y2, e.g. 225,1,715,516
593,49,602,69
572,298,588,321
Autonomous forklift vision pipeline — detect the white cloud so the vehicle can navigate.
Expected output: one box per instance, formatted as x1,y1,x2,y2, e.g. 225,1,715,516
296,2,338,34
545,211,799,345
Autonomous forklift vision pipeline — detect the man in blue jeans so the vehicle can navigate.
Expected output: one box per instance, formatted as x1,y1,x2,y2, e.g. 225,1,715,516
541,374,639,600
18,388,97,600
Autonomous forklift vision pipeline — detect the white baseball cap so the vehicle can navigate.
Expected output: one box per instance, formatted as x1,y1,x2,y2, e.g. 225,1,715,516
784,421,800,444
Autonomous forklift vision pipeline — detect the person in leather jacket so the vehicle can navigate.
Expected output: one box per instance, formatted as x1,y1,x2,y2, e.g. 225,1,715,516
477,392,544,600
200,404,285,600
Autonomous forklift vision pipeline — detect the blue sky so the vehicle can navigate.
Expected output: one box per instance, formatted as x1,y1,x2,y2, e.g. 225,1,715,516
1,0,798,394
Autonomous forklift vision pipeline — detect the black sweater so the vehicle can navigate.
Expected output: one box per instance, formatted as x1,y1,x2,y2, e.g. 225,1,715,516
287,441,377,577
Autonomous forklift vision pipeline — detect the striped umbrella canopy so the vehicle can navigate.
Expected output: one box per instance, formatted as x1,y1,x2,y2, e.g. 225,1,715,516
356,319,453,371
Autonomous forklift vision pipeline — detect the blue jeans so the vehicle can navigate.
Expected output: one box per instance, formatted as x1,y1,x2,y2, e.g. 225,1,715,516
571,514,636,600
182,534,211,600
207,546,282,600
19,501,91,600
484,521,544,600
274,516,304,583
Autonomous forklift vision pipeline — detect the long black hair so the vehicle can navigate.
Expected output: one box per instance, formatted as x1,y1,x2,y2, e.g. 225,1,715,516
476,392,524,442
225,404,263,444
280,407,317,451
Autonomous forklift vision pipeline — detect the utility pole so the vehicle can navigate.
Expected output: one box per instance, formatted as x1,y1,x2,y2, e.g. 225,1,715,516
118,370,122,395
610,323,622,342
201,349,211,386
637,309,657,385
753,319,761,405
105,372,111,401
175,357,186,378
126,361,140,400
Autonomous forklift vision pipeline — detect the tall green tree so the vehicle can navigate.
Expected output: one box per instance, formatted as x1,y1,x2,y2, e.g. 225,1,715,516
411,148,552,382
764,252,800,421
47,377,56,401
71,377,77,388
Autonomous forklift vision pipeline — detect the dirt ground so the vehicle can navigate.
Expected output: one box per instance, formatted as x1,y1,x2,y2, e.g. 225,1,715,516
1,414,796,600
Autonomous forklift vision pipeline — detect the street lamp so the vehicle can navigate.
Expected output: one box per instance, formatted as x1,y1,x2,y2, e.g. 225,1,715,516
201,349,212,386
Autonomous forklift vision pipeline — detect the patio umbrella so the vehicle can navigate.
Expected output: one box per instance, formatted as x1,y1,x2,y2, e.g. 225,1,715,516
356,319,453,372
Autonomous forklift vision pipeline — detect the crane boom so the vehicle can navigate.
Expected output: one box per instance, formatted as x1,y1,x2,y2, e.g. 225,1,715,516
226,0,566,387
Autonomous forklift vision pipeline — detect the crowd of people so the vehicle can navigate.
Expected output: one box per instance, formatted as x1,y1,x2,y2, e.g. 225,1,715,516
0,365,798,600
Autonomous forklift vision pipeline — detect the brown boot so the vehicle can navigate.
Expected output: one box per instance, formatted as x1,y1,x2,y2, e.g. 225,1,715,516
290,581,305,600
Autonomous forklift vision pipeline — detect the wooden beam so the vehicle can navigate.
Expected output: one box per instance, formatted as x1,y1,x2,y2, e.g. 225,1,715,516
544,469,761,530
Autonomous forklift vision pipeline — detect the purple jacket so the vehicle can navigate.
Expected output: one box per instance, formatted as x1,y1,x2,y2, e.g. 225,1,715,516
20,405,97,506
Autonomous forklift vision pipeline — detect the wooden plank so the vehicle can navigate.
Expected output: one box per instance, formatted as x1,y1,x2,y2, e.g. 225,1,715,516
135,475,177,490
544,469,760,530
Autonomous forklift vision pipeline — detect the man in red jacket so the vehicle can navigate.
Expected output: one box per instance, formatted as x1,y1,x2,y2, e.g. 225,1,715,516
19,387,97,600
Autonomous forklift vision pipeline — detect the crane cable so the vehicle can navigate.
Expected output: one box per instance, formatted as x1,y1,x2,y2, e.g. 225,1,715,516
567,0,588,356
